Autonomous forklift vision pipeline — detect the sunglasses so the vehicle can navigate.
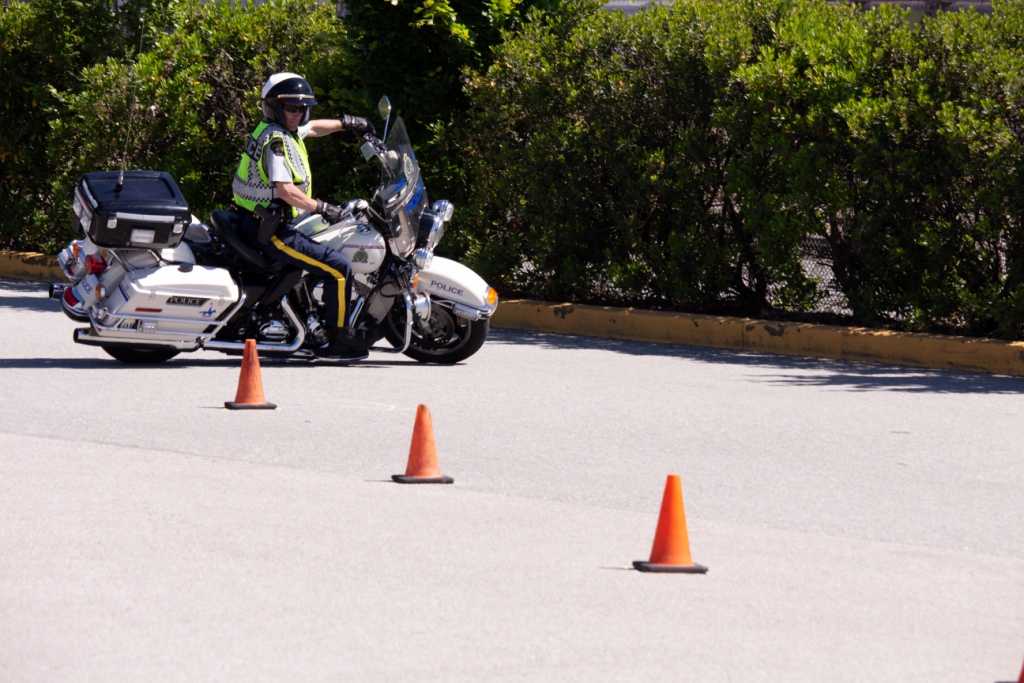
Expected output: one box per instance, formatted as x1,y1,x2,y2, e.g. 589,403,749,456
281,102,308,114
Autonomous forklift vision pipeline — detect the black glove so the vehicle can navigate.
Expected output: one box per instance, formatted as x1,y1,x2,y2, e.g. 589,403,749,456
315,199,345,224
342,114,375,136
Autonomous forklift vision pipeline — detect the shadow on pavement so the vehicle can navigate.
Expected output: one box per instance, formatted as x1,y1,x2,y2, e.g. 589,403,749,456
0,355,413,371
0,280,59,312
0,357,237,371
487,328,1024,395
11,278,1024,394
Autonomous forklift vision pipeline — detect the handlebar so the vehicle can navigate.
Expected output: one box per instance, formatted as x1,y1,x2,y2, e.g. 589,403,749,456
359,133,402,175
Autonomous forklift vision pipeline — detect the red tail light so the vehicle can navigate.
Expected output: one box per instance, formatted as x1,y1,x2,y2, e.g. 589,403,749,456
85,253,107,275
62,286,80,307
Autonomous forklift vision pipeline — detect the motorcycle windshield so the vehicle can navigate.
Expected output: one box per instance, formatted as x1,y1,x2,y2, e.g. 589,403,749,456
378,117,428,258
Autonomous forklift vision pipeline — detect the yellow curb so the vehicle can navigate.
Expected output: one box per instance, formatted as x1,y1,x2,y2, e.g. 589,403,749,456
0,251,63,282
3,250,1021,376
492,299,1024,377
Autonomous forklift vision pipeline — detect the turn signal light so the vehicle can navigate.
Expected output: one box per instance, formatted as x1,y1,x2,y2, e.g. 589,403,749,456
85,253,107,275
485,287,498,306
412,273,420,288
70,241,81,259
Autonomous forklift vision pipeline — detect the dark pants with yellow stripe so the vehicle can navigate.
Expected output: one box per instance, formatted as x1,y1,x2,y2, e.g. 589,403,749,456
242,213,353,330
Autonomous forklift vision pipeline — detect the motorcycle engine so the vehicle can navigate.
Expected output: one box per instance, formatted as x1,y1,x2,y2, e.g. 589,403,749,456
234,308,293,343
259,320,290,342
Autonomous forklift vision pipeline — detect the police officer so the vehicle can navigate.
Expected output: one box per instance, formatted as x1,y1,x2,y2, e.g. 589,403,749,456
232,72,374,357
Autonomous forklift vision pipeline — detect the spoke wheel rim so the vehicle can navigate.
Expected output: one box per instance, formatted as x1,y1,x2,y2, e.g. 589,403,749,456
409,306,470,355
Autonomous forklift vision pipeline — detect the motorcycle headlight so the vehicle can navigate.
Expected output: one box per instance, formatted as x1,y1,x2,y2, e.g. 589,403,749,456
417,211,445,252
413,247,433,270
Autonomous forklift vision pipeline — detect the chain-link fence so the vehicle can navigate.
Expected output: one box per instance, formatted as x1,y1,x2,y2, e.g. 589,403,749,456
799,236,851,316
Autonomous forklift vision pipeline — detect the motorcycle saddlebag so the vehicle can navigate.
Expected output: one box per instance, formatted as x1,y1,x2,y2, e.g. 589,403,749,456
74,171,191,250
103,265,240,336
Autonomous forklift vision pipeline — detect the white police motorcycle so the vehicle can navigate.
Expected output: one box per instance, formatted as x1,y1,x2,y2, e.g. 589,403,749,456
50,97,498,364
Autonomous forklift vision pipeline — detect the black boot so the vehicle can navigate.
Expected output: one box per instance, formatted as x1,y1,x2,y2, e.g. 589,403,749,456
322,329,369,360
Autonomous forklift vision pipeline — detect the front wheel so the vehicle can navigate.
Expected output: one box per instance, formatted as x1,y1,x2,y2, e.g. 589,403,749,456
382,300,489,364
102,345,181,364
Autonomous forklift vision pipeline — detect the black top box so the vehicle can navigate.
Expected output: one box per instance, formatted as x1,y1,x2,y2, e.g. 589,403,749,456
75,170,191,250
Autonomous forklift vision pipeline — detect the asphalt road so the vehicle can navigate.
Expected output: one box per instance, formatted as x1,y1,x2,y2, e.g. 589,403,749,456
1,278,1022,682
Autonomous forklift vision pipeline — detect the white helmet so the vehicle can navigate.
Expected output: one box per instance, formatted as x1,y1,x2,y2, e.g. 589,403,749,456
260,72,318,126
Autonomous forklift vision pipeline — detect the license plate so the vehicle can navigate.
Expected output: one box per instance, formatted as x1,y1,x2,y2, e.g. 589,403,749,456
131,228,156,244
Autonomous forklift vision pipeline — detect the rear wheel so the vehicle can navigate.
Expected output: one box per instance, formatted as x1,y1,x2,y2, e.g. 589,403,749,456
383,300,489,364
102,345,181,364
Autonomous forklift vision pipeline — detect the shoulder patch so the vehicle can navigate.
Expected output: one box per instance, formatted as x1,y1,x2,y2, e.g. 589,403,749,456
269,140,286,156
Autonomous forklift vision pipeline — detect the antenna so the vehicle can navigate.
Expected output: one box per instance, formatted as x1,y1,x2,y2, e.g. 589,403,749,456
116,10,147,194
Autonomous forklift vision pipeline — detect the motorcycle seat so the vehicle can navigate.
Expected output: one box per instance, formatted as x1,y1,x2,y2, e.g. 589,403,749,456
209,209,278,271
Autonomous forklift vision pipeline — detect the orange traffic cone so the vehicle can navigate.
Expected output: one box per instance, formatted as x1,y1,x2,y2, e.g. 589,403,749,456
633,474,707,573
392,404,453,484
224,339,276,410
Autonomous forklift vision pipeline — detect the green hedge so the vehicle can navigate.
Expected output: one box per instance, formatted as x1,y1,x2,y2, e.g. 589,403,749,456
3,0,1024,339
1,0,550,252
44,0,354,252
455,0,1024,337
2,0,122,251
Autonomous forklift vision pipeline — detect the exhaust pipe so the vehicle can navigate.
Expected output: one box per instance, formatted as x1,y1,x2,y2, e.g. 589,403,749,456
48,283,66,299
203,297,306,354
72,295,313,358
203,337,305,355
73,327,200,351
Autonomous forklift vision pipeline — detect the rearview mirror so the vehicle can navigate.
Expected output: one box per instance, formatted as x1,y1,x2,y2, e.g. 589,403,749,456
378,96,392,122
